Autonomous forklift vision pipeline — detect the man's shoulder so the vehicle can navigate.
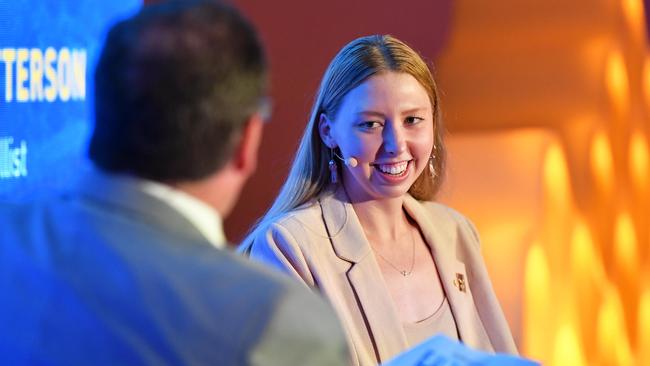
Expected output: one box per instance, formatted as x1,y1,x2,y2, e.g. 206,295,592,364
0,196,347,365
151,242,351,365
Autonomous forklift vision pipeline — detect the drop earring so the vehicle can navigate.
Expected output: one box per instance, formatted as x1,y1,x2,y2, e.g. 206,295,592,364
329,148,338,184
429,145,437,177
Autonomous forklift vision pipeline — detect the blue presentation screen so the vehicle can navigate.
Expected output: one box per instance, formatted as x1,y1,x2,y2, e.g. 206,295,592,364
0,0,142,201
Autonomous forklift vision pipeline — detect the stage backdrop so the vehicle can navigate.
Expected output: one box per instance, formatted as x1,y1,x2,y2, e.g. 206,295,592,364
0,0,141,200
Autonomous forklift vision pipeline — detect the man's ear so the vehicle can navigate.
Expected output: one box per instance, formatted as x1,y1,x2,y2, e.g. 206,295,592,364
233,114,264,177
318,113,336,148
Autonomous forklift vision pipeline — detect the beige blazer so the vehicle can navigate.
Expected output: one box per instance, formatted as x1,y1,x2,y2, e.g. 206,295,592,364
247,187,518,365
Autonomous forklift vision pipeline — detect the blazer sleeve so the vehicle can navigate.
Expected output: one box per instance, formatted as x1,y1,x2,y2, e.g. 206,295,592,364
248,221,317,288
449,208,520,355
459,212,482,250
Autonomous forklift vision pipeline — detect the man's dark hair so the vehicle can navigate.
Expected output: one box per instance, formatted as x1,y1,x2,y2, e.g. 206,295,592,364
90,0,267,181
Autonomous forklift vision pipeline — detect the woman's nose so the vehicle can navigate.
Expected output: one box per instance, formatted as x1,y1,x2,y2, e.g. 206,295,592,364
383,124,406,155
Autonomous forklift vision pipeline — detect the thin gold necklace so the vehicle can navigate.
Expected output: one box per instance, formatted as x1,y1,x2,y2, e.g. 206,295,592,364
374,227,416,277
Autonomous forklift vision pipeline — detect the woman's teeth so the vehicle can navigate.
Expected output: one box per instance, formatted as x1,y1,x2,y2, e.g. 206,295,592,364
376,161,408,175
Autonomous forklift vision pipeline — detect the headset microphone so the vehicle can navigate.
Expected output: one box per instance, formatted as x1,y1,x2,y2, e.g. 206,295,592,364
345,157,358,167
333,150,359,168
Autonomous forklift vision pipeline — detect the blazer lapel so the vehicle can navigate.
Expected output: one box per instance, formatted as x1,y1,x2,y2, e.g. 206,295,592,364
403,196,493,352
319,188,409,362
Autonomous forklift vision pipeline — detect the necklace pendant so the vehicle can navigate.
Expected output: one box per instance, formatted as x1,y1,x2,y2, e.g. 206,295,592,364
400,270,408,276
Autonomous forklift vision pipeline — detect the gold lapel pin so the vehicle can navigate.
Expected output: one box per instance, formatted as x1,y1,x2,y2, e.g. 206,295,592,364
453,273,467,293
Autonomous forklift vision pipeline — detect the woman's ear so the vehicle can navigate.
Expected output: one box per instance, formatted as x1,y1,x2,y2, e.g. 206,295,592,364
318,113,336,148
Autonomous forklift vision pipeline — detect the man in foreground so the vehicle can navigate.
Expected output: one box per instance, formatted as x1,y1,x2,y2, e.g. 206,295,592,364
0,1,348,364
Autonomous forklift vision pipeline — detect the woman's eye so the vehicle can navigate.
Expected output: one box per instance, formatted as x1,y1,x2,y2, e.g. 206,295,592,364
405,116,424,125
359,121,381,129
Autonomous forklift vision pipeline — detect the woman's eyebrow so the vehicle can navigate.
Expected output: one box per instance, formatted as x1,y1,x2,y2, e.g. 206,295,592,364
355,107,429,117
356,110,386,118
401,107,428,115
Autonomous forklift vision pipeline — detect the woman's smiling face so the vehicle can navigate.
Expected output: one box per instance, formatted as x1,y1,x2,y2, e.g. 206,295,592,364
320,71,434,202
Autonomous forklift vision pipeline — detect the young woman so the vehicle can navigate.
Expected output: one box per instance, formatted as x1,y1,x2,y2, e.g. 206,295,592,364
240,35,517,365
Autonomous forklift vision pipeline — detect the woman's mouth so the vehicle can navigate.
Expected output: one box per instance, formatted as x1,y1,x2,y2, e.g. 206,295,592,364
372,160,410,177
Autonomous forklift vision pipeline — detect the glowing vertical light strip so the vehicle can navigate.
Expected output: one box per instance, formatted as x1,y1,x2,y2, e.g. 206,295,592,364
551,325,587,366
543,143,572,208
606,50,630,116
644,57,650,109
629,130,649,192
622,0,646,41
614,211,639,278
523,243,551,364
590,131,615,193
597,284,634,365
570,219,605,362
639,285,650,366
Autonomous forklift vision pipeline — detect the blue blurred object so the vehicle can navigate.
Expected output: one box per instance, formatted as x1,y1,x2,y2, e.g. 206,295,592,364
0,0,141,201
383,335,539,366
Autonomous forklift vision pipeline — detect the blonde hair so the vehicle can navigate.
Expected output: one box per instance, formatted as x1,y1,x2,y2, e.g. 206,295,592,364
240,34,445,251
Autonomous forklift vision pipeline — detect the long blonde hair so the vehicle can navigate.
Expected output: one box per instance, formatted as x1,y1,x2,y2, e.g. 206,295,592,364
240,34,445,251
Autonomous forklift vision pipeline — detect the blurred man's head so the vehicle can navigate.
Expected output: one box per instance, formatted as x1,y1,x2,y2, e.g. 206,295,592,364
90,0,268,215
